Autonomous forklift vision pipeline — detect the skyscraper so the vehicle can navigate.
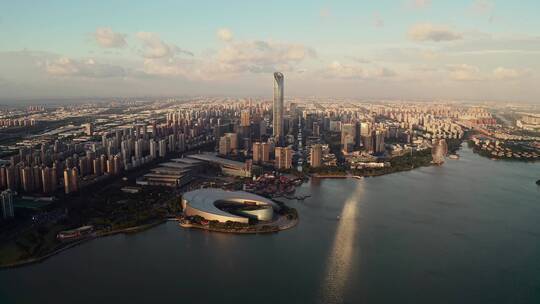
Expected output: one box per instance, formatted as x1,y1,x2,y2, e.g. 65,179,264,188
252,142,262,163
261,142,271,163
219,136,231,156
219,133,238,156
84,123,94,136
341,123,357,153
1,189,14,219
275,147,292,170
240,110,251,127
373,130,386,154
310,144,323,168
273,72,284,146
63,169,72,194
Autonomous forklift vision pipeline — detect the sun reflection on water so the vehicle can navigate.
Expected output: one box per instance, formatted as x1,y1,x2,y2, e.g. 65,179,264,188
320,181,363,304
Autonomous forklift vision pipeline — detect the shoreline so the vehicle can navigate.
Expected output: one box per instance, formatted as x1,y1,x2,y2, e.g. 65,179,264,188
179,217,298,234
0,214,298,269
0,145,490,269
312,174,363,179
0,219,168,270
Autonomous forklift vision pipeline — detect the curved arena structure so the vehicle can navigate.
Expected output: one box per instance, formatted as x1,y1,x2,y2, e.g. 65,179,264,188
182,189,279,224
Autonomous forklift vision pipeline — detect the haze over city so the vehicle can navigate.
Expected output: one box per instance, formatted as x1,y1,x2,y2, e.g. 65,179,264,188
1,0,539,102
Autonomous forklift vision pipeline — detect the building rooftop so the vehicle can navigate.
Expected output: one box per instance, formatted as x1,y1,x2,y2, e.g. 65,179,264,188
186,153,246,169
182,188,277,220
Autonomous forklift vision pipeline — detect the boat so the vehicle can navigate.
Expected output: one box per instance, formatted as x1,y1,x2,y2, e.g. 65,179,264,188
536,179,540,186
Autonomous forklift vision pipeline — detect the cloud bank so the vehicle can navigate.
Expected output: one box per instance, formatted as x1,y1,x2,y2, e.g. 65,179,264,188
94,28,127,48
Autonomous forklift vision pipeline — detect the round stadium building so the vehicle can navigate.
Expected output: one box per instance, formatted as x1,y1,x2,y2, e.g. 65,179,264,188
181,189,279,224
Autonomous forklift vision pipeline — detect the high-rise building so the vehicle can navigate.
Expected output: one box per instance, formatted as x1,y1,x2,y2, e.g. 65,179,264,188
252,142,262,163
273,72,284,146
135,138,143,160
149,139,157,159
360,122,371,137
240,110,251,127
373,130,385,154
63,169,72,194
168,134,176,152
219,133,238,155
99,155,107,174
178,133,186,152
106,159,114,175
70,167,79,193
84,123,94,136
93,158,102,176
261,142,271,163
362,135,373,154
219,136,231,156
312,122,320,137
227,133,238,154
113,155,122,174
33,165,41,192
1,190,14,219
0,166,6,189
310,144,323,168
341,123,357,153
159,139,167,158
275,147,292,170
5,166,16,191
21,166,34,193
41,167,53,194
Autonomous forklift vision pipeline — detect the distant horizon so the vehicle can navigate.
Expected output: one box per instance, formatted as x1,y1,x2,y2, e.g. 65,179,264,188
1,1,539,103
0,94,535,106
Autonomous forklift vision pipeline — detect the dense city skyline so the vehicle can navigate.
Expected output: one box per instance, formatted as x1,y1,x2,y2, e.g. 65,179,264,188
1,2,540,303
1,0,540,102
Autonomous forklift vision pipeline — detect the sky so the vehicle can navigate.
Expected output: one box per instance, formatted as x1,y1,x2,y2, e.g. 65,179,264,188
0,0,539,103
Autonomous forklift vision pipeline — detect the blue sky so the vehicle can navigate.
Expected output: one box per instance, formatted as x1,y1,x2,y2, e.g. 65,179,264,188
1,0,539,102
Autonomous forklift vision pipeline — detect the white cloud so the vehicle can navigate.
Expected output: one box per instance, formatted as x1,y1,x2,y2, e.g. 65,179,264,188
445,64,531,82
136,32,193,58
492,67,530,80
140,57,198,78
94,27,127,48
132,32,316,79
46,57,126,78
408,23,462,42
217,28,234,42
347,56,371,64
326,61,366,79
374,67,397,77
212,40,316,74
323,61,396,79
446,64,483,81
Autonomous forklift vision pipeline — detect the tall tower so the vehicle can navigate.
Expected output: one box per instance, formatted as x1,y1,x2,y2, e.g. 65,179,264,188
273,72,284,146
310,144,323,168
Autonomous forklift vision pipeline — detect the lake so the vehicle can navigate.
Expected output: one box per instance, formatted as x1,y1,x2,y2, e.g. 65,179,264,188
1,146,539,304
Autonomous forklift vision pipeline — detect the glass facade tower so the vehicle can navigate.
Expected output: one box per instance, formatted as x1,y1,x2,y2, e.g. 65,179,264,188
273,72,284,146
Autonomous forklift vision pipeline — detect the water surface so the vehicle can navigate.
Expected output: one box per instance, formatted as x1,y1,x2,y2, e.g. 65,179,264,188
1,147,539,304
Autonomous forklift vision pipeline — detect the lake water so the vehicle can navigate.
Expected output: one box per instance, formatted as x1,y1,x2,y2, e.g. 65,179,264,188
1,146,539,304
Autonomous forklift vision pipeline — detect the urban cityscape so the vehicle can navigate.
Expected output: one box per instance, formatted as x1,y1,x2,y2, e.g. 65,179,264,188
1,1,540,304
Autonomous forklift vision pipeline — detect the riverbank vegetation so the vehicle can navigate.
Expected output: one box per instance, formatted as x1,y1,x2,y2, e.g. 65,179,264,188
0,177,181,267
